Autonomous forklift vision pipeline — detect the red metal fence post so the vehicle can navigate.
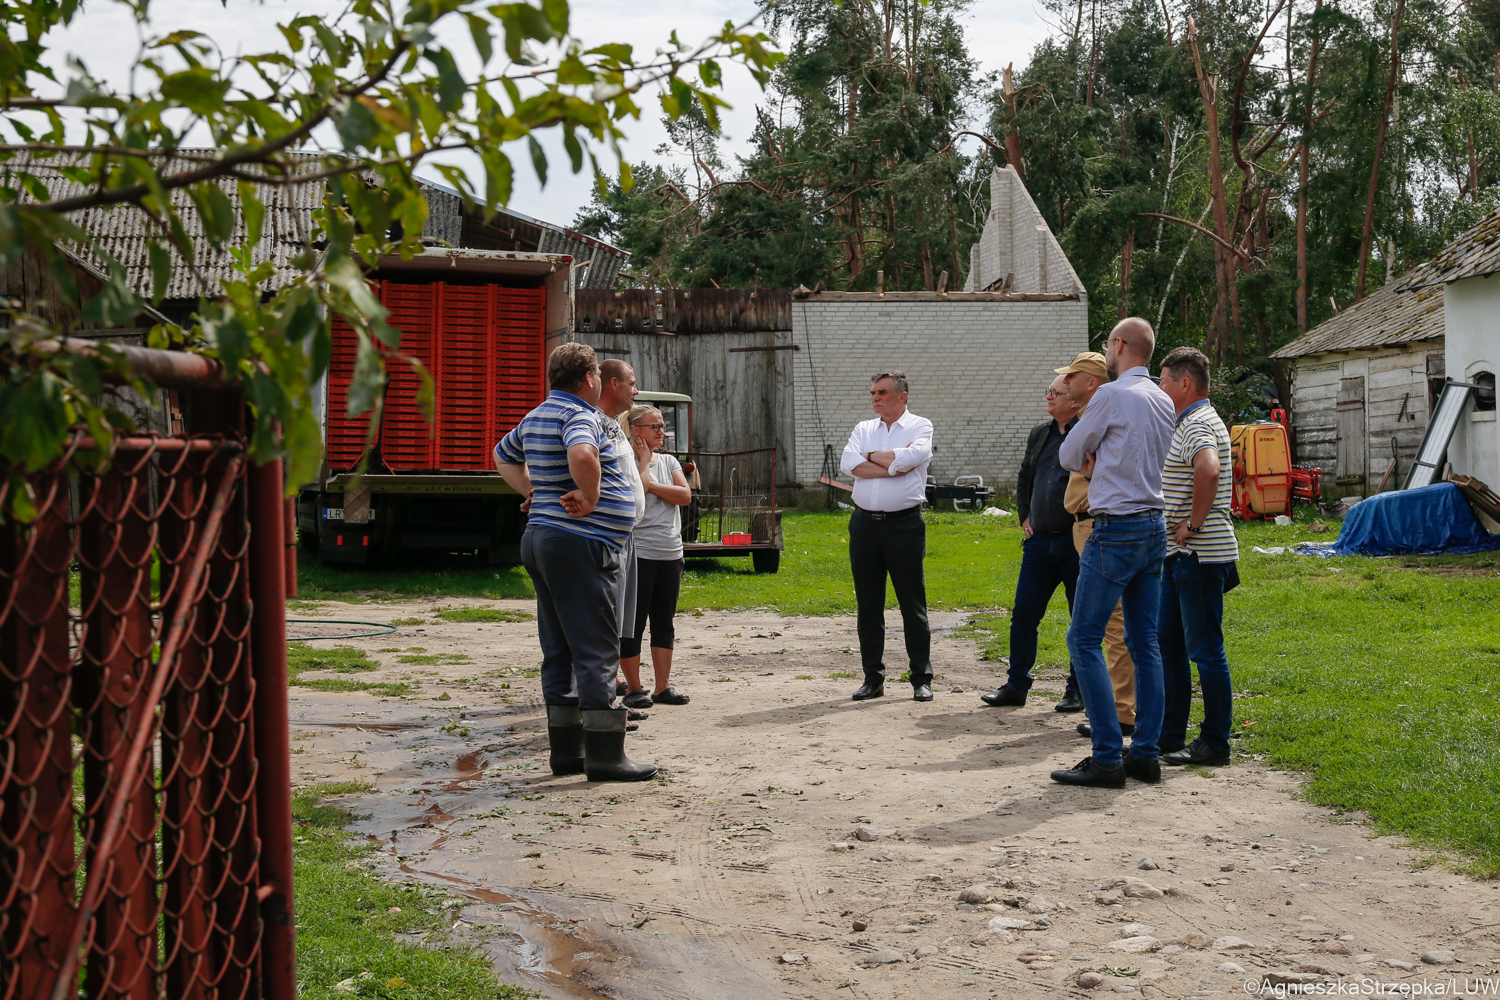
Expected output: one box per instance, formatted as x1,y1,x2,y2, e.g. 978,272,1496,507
77,463,163,1000
248,459,296,998
0,480,76,1000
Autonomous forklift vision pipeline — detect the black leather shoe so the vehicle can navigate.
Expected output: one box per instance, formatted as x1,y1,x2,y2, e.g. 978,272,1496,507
1055,690,1084,713
912,684,933,702
1050,756,1126,788
980,685,1026,707
1076,721,1135,738
1123,752,1161,784
1162,738,1231,767
852,681,884,701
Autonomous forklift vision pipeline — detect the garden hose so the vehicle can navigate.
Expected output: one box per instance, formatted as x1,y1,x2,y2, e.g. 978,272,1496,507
285,618,398,642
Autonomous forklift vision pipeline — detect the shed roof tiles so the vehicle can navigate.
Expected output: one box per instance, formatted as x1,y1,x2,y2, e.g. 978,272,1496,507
1269,280,1443,360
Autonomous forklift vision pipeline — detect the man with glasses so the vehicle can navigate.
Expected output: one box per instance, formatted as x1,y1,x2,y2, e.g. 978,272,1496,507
980,372,1084,711
1053,317,1175,789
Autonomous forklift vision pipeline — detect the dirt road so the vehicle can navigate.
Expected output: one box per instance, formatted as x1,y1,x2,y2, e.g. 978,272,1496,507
288,599,1498,998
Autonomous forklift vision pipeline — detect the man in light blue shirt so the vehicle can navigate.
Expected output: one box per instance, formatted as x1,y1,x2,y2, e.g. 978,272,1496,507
1052,317,1175,788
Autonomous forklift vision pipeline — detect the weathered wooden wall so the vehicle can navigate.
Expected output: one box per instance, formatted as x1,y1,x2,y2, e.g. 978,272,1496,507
577,288,791,335
1288,344,1437,495
575,290,795,484
0,241,107,329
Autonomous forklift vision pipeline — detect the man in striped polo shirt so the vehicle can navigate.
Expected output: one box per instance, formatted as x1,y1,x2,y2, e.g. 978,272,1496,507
1156,347,1240,768
494,343,656,782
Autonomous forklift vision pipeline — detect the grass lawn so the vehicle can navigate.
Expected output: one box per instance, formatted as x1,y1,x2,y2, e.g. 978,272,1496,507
295,508,1500,874
293,783,536,1000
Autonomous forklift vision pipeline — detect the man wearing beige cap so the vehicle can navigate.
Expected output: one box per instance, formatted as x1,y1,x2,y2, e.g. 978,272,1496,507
1057,351,1139,742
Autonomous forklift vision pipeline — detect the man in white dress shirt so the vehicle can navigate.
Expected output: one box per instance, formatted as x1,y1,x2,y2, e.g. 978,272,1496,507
839,371,936,702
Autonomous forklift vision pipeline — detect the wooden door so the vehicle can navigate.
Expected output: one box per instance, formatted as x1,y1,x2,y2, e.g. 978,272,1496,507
1335,376,1367,483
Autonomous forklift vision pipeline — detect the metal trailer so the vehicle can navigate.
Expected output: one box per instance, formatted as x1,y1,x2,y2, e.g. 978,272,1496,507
296,248,575,566
631,391,784,574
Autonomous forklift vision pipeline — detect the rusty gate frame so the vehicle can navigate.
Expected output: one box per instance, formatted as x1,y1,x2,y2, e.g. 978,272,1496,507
0,342,295,1000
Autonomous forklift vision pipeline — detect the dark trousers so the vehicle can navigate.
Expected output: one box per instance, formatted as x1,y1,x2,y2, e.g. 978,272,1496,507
619,557,684,659
1159,552,1237,754
520,522,621,710
1007,532,1080,695
849,506,931,687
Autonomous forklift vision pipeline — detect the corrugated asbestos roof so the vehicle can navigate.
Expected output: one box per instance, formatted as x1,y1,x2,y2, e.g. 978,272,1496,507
1398,206,1500,288
6,149,627,298
8,151,328,300
1269,280,1444,359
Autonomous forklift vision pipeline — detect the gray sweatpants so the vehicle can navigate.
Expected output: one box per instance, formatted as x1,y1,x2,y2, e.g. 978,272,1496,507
520,522,622,710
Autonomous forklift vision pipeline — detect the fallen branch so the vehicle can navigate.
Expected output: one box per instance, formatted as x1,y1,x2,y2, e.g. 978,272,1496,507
1136,213,1254,262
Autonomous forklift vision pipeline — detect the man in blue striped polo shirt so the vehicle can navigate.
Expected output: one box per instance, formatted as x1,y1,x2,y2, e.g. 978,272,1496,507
1156,346,1239,768
494,343,656,782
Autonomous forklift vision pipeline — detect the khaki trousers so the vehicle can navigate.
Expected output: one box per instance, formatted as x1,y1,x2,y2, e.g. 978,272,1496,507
1073,518,1137,725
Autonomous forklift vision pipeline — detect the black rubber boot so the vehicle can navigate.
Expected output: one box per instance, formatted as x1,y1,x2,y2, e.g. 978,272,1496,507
546,705,585,775
581,708,658,782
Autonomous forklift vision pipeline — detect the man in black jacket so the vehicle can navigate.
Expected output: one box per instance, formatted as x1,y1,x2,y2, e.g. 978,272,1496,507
980,373,1084,710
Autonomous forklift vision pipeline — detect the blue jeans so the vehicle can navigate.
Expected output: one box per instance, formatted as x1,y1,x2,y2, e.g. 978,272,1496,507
1160,552,1236,754
1006,533,1080,695
1066,511,1166,765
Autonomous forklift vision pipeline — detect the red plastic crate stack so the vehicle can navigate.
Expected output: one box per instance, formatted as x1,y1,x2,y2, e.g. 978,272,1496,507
324,309,373,471
323,281,546,473
379,282,440,469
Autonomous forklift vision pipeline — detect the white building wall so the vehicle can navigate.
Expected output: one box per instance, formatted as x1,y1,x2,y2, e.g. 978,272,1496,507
789,299,1089,494
1443,277,1500,486
963,165,1084,296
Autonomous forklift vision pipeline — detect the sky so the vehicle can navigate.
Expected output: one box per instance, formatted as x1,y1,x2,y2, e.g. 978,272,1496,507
37,0,1057,233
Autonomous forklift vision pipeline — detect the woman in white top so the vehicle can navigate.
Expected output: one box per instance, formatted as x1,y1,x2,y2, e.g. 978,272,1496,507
619,405,694,708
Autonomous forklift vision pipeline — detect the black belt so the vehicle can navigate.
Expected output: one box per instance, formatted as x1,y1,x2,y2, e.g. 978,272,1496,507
1074,511,1091,523
854,504,921,521
1031,528,1068,537
1088,509,1161,520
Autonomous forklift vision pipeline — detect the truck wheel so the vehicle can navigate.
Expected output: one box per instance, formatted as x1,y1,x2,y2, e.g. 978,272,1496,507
752,548,781,574
299,526,318,552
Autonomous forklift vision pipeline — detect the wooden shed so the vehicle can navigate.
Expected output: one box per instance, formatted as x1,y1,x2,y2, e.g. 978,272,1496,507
1270,281,1445,496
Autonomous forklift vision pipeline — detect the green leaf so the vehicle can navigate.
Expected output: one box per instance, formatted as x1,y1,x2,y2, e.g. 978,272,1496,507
528,135,547,187
237,180,265,247
465,13,493,65
426,47,466,113
541,0,569,37
346,332,386,417
562,127,583,173
159,66,230,116
152,30,205,47
187,182,237,248
585,42,633,63
147,241,172,304
483,152,513,207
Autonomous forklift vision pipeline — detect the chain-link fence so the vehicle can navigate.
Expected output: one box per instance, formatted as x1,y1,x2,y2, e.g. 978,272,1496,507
1,350,295,1000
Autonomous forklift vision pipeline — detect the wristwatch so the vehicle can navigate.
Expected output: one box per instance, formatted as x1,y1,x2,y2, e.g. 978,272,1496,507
1186,522,1202,533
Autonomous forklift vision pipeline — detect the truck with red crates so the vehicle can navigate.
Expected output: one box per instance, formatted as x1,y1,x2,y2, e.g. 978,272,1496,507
296,247,575,566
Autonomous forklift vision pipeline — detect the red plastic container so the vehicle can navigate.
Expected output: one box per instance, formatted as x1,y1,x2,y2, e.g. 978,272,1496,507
722,532,752,546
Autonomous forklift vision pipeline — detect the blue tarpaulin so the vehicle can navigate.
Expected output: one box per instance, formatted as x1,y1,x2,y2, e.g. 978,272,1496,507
1325,483,1500,556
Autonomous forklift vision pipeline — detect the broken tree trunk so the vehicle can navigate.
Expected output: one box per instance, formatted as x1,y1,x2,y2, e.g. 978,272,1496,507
1356,0,1404,302
1187,17,1234,361
1297,0,1323,336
